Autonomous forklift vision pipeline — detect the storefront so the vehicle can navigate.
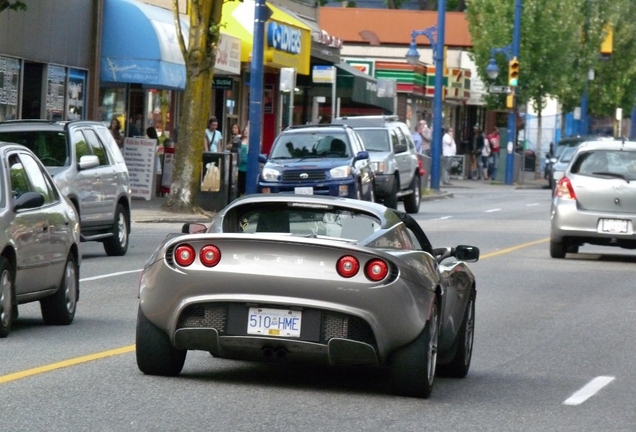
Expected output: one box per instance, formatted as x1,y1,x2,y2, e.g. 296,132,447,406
0,2,96,121
222,0,311,154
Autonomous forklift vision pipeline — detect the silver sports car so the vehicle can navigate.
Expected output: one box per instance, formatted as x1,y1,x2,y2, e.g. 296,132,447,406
136,194,479,398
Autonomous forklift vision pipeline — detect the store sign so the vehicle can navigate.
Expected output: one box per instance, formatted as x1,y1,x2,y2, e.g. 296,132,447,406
215,32,241,75
312,65,335,84
267,22,301,54
213,77,234,89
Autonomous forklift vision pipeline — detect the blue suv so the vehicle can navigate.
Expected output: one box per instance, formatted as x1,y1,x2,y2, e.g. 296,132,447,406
258,124,375,200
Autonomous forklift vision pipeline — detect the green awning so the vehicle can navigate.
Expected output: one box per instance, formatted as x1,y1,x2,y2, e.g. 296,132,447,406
335,62,394,112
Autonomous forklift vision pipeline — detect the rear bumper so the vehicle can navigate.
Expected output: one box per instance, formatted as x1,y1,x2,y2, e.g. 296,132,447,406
551,199,636,242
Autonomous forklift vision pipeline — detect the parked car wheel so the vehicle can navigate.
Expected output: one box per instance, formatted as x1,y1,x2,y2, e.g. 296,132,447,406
136,307,186,376
550,240,567,259
40,254,78,325
384,176,399,209
437,290,475,378
389,303,439,398
0,257,15,338
403,175,421,214
103,204,129,256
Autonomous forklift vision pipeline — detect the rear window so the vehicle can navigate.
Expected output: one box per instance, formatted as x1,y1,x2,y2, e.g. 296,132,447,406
270,131,350,159
571,149,636,180
226,203,381,241
0,130,68,166
356,129,390,152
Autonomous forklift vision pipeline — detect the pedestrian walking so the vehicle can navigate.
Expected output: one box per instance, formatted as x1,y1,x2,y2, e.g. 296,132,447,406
412,123,423,153
419,120,432,156
480,132,492,180
472,124,486,180
237,124,250,196
441,127,457,186
486,127,501,180
204,117,223,152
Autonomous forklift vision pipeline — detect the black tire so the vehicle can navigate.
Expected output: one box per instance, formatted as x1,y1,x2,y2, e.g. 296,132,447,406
384,176,399,209
403,175,421,214
550,239,567,259
437,290,475,378
136,307,186,376
0,257,15,338
40,254,78,325
389,303,439,398
103,204,129,256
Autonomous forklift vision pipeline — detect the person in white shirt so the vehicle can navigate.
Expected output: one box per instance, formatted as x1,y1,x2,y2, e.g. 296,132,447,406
441,127,457,185
204,117,223,152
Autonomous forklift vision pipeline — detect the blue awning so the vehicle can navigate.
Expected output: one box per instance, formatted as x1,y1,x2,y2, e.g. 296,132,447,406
101,0,188,89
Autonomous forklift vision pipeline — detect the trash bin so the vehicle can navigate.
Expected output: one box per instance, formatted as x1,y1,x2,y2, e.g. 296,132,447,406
197,152,231,212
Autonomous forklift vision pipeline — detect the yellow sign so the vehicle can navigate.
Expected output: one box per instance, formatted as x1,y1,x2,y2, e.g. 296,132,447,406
601,26,613,55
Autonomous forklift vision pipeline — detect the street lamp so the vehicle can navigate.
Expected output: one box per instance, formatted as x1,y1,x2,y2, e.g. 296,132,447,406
405,0,445,191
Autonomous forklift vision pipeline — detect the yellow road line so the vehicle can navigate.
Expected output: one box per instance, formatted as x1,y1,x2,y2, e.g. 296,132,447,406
1,238,550,385
480,237,549,259
0,345,135,384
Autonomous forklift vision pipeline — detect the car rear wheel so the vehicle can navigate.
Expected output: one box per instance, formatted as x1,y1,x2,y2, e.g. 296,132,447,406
0,258,15,338
437,290,475,378
550,239,567,259
103,204,129,256
389,303,439,398
403,175,421,214
40,254,78,325
136,307,186,376
384,176,399,209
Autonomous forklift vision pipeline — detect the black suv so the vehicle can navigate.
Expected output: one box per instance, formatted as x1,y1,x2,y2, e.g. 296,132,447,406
0,120,132,256
332,116,421,213
257,124,375,201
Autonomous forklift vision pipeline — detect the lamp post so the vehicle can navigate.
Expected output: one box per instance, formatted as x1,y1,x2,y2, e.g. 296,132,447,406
484,0,522,185
405,0,445,191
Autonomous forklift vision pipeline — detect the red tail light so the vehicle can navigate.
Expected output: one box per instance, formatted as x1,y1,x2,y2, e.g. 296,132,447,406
555,177,576,199
174,244,196,267
365,259,389,281
336,255,359,278
200,245,221,267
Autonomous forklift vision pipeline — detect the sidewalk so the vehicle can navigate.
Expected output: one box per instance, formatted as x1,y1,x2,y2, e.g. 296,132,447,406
131,170,549,224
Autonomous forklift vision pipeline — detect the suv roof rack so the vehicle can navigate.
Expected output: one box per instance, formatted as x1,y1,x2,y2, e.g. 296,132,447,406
284,124,350,131
331,115,400,127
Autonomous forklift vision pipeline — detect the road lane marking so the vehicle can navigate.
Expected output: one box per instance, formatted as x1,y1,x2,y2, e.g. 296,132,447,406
484,208,501,213
3,237,550,384
0,345,136,385
479,238,549,259
526,203,540,207
436,216,453,220
80,269,142,282
563,376,615,406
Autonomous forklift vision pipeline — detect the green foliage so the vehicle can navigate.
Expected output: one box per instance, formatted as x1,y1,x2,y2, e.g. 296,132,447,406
466,0,636,117
0,1,26,13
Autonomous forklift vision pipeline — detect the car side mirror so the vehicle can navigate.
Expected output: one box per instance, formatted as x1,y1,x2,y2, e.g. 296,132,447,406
394,143,407,154
258,154,268,164
454,245,480,262
182,223,207,234
78,155,100,170
13,191,45,211
354,150,369,161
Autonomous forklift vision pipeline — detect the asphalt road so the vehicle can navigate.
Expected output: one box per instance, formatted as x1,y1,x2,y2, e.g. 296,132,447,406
1,187,635,431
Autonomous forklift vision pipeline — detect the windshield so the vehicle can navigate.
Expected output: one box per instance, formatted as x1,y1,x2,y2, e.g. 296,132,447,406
558,146,577,163
0,130,68,167
356,129,390,152
270,132,350,159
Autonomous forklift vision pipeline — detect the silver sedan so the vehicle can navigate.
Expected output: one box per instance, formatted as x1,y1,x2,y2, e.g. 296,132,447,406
136,194,480,398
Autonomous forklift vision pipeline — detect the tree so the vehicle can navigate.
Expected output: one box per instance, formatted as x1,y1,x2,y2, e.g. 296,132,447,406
0,1,26,13
166,0,224,213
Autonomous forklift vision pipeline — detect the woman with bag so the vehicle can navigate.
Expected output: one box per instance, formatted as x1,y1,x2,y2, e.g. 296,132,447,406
481,135,492,180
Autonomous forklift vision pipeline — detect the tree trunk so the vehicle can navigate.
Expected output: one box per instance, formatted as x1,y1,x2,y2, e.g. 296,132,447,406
535,109,543,180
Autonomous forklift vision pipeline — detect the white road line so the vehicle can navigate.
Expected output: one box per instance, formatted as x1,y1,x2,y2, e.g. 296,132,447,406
80,269,142,282
484,208,501,213
436,216,453,220
563,376,615,406
526,203,540,207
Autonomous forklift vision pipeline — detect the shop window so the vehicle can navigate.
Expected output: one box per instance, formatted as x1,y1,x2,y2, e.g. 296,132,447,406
0,56,21,121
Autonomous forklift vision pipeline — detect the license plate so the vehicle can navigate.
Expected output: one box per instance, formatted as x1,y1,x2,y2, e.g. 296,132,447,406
599,218,628,234
247,308,302,338
294,186,313,195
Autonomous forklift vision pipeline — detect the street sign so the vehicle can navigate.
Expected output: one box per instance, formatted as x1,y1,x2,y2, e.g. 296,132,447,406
489,85,512,94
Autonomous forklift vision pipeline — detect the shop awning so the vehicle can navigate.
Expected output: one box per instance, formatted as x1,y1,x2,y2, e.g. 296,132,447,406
335,62,394,112
101,0,189,89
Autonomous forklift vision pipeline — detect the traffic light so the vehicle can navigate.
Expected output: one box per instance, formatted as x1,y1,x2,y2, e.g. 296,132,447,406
506,92,514,109
508,58,519,87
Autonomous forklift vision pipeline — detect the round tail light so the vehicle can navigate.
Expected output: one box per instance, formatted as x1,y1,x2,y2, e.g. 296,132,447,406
174,244,196,267
365,259,389,281
336,255,359,278
200,245,221,267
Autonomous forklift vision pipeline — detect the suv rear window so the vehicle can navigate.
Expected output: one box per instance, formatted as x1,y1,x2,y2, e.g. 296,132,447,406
571,149,636,180
270,131,350,159
0,130,68,166
356,129,390,152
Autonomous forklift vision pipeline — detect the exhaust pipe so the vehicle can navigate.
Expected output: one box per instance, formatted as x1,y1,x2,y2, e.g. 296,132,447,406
262,347,274,358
